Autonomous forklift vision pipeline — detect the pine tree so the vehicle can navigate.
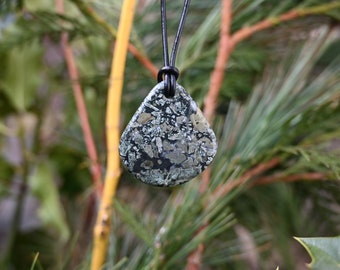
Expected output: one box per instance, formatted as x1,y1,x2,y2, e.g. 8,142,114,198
0,0,339,269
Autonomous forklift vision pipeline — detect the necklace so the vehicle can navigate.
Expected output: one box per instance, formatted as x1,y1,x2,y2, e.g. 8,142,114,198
119,0,217,186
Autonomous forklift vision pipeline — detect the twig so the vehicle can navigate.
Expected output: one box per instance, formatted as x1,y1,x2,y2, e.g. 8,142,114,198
185,223,209,270
231,2,340,45
70,0,158,79
211,158,280,200
199,0,232,199
185,243,205,270
90,0,136,269
204,1,340,124
188,1,232,268
199,167,211,194
253,172,326,186
56,0,102,196
127,43,158,79
230,10,298,45
203,0,233,123
211,163,326,199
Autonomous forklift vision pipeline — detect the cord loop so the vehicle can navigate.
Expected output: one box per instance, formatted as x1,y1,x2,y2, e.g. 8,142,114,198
157,66,179,97
157,66,179,82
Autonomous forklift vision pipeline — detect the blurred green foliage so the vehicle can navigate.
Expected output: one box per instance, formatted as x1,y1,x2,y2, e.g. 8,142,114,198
0,0,339,269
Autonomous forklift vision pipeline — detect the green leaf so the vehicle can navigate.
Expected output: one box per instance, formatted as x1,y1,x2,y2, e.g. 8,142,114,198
295,236,340,270
0,42,42,111
29,161,70,242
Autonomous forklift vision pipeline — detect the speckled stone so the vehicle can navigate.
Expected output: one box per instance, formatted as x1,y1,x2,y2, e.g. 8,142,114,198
119,82,217,187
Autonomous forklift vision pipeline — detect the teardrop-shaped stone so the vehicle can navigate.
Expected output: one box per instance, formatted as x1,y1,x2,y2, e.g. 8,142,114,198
119,82,217,186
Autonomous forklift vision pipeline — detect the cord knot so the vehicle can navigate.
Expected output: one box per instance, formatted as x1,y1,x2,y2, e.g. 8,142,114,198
157,66,179,97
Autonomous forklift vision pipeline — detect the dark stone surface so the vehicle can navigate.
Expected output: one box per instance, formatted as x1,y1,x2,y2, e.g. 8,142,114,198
119,82,217,186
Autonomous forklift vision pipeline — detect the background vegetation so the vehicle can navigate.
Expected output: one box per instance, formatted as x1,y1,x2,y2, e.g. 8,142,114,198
0,0,339,269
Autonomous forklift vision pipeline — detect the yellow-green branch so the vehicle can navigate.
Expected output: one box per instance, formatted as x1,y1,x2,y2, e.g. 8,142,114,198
90,0,136,269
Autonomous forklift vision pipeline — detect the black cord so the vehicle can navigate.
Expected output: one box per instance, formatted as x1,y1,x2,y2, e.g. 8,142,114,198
158,0,191,98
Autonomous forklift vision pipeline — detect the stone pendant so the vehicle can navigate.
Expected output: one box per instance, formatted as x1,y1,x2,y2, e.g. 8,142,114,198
119,82,217,187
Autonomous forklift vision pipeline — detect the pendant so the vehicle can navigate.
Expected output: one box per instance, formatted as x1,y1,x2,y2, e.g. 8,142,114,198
119,82,217,187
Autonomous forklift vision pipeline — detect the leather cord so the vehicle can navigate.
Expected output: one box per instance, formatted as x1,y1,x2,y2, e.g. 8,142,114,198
157,0,191,98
